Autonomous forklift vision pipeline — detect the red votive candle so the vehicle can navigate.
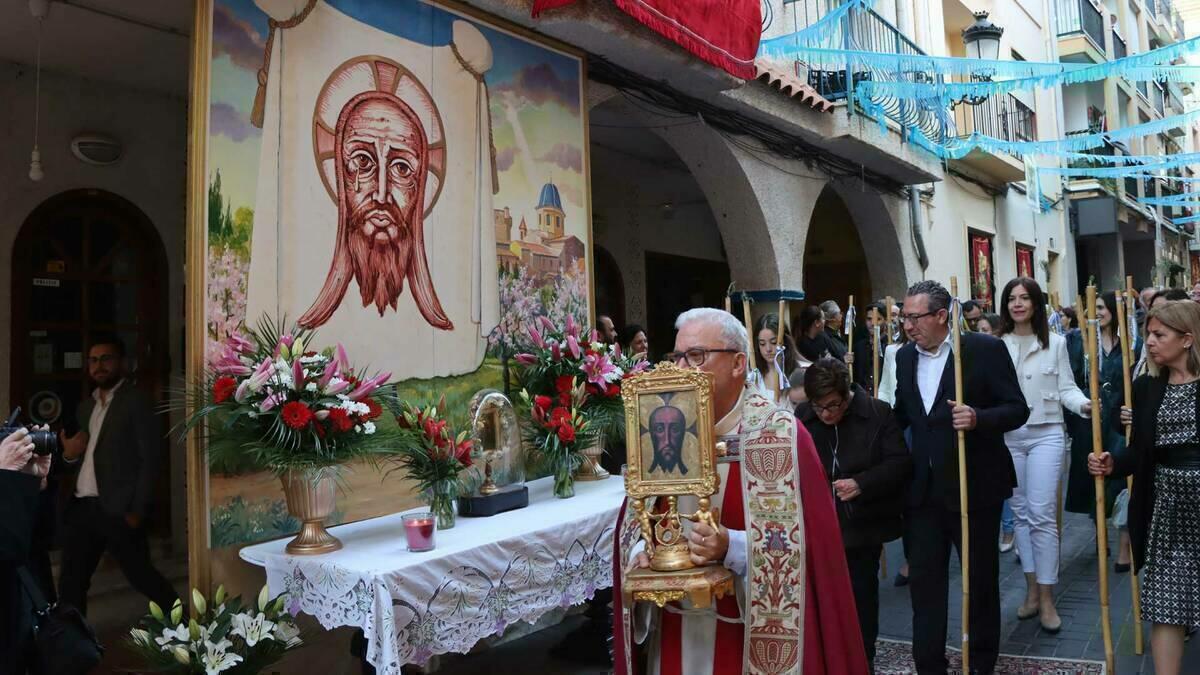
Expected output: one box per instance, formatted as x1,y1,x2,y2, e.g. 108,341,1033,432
403,512,436,552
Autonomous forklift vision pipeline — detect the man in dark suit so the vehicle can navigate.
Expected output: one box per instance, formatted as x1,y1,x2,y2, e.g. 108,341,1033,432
892,281,1028,675
58,336,176,617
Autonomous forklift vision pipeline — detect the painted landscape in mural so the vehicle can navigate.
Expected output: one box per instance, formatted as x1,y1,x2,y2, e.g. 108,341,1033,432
206,0,589,547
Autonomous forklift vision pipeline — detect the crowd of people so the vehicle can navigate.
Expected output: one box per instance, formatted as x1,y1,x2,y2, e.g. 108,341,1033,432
612,278,1200,675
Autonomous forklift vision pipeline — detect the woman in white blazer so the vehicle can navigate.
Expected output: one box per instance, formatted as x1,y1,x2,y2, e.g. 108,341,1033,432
998,277,1091,633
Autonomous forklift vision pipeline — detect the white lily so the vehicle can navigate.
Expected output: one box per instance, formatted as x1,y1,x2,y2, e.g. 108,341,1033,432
129,628,153,646
155,624,191,649
201,638,243,675
230,611,276,647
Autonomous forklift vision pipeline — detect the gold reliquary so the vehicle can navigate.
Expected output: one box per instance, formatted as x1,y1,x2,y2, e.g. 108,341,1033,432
620,362,733,609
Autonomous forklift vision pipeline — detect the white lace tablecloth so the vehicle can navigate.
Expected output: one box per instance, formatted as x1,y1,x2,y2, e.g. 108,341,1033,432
239,476,624,674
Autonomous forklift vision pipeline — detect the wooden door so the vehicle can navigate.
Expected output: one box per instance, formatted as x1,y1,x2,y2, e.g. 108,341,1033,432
10,189,170,533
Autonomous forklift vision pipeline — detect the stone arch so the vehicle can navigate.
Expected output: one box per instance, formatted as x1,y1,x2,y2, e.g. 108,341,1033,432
806,177,910,302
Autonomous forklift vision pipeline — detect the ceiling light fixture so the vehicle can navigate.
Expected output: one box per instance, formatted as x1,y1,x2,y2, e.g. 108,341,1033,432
28,0,49,182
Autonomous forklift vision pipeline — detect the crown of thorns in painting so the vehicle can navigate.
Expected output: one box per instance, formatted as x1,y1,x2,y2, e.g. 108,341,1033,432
302,57,450,330
639,392,700,478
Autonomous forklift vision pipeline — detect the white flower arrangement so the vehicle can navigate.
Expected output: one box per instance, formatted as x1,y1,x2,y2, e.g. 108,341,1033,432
128,585,302,674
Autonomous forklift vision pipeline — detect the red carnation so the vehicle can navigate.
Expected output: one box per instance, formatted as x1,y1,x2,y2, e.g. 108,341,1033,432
363,399,383,420
534,395,553,412
328,408,354,433
555,375,574,394
605,382,620,397
548,407,572,429
281,401,314,429
557,424,576,443
212,376,237,404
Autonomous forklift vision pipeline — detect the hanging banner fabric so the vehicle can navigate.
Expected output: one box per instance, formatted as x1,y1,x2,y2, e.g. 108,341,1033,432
534,0,762,79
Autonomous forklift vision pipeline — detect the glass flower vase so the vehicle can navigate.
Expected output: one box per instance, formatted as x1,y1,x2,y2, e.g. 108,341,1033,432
553,456,577,499
426,480,458,530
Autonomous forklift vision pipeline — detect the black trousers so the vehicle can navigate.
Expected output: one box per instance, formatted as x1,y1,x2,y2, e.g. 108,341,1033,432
844,544,881,670
905,502,1002,675
58,497,177,617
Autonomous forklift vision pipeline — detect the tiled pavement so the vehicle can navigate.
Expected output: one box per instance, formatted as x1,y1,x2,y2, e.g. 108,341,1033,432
877,511,1200,674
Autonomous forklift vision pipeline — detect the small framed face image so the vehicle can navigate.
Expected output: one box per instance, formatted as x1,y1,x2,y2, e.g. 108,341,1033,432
622,363,719,499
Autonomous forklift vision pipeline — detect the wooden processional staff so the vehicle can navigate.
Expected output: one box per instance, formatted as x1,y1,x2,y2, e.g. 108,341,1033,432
950,277,970,675
1119,278,1144,655
778,298,788,400
845,295,856,373
875,299,888,580
1086,286,1116,674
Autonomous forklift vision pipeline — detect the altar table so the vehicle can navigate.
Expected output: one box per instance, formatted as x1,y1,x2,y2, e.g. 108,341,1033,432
239,476,625,673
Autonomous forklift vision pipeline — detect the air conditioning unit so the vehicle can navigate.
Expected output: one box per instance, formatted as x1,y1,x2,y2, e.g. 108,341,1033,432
70,134,122,166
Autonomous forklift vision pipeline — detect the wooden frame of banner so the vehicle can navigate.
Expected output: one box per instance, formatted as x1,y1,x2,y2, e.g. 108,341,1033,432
1085,286,1116,674
184,0,596,599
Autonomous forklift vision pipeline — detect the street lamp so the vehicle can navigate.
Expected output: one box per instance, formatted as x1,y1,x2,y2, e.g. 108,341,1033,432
956,11,1004,106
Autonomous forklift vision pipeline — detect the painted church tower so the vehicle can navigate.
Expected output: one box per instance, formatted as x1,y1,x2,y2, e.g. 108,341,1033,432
536,180,565,239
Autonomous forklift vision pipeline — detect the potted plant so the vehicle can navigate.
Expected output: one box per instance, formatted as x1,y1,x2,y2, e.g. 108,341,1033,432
127,586,302,674
179,317,401,554
391,399,474,529
512,315,648,480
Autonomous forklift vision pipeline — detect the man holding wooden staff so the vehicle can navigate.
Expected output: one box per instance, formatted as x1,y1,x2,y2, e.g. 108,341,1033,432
891,281,1029,675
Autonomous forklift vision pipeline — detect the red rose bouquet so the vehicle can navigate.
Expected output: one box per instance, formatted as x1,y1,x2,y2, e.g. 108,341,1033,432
390,399,474,529
178,317,400,475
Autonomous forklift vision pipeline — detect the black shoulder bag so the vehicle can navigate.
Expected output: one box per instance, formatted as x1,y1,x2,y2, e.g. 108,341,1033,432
17,567,103,674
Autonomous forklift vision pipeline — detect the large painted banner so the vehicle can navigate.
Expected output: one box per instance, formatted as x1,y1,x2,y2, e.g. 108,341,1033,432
201,0,590,573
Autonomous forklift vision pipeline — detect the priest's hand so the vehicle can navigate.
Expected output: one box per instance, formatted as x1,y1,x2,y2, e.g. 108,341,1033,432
946,401,977,431
688,521,729,566
629,552,651,571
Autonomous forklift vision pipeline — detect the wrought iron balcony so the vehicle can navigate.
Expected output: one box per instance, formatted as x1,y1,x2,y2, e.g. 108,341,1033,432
954,94,1036,158
1056,0,1105,53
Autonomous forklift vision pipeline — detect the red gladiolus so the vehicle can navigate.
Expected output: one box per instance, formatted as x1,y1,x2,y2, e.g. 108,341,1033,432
281,401,314,429
212,376,237,404
328,408,354,433
557,424,576,443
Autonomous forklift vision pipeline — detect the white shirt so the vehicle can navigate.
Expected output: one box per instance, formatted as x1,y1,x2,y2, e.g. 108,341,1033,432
915,333,952,414
75,379,124,498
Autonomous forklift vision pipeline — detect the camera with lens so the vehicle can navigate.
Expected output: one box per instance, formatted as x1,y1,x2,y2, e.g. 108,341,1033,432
2,408,59,456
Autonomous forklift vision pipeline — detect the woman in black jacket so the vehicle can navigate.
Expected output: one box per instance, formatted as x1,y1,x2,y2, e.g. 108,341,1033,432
796,357,912,670
1,427,52,675
1090,300,1200,675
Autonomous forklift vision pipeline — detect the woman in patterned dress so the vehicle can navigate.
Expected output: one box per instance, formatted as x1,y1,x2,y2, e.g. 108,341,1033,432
1089,300,1200,675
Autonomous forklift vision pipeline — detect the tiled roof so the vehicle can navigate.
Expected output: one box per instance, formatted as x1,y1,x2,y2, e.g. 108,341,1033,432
753,59,835,114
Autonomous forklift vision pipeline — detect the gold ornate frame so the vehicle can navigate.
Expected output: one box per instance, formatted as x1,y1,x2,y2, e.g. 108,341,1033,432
621,362,719,500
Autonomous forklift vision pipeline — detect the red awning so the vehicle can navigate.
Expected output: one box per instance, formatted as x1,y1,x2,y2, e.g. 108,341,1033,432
532,0,761,80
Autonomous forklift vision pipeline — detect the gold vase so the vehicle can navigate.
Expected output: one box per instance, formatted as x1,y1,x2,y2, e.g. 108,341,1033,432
280,468,342,555
574,433,610,481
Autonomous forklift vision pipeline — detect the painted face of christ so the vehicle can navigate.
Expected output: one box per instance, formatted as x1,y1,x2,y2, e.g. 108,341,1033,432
649,405,688,475
299,91,451,330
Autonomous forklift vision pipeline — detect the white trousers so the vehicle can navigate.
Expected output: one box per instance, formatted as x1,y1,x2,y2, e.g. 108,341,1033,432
1005,423,1066,585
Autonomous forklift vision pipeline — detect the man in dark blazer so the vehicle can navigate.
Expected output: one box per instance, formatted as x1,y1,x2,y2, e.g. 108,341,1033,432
58,336,176,617
892,281,1028,675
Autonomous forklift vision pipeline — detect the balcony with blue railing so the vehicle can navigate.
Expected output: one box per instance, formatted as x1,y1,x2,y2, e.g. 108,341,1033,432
1056,0,1106,56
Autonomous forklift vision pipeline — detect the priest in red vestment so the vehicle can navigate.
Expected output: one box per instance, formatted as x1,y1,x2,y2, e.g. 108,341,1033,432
613,307,868,675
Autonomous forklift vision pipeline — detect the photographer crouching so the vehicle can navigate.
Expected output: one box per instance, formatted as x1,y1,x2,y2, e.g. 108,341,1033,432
1,426,53,674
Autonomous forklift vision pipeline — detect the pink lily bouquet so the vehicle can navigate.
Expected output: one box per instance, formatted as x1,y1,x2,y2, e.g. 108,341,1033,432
512,314,650,444
180,318,400,475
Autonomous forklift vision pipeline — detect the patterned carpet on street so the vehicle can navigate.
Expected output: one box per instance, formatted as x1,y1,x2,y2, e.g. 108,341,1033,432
874,638,1106,674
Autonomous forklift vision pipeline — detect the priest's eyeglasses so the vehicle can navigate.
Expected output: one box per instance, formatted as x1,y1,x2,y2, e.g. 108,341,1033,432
666,347,738,367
